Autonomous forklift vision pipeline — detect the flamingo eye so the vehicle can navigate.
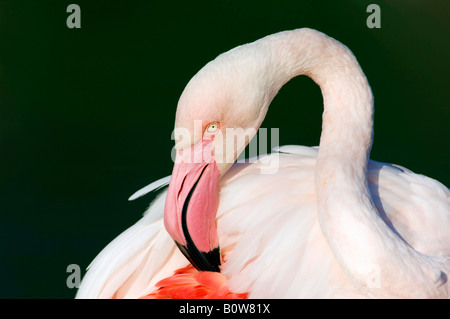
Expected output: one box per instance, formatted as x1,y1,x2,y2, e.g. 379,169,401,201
206,123,219,133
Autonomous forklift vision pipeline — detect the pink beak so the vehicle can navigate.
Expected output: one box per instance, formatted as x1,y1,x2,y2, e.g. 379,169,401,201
164,138,221,272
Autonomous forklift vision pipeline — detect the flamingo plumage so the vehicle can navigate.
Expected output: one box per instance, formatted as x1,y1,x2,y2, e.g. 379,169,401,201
76,28,450,299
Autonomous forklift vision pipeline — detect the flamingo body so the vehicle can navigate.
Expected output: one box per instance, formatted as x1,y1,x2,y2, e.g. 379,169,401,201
76,29,450,299
77,146,449,298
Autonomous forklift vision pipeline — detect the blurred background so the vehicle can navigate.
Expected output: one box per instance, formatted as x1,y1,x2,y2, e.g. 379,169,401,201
0,0,448,298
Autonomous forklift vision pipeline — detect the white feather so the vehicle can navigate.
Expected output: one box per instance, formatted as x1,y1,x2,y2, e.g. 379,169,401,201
128,175,171,201
77,148,450,298
76,192,188,298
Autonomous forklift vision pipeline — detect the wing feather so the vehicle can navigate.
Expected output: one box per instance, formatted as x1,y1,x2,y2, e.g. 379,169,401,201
78,146,449,298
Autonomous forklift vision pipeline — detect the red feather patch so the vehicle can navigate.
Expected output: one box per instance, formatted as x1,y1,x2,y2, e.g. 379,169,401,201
140,265,248,299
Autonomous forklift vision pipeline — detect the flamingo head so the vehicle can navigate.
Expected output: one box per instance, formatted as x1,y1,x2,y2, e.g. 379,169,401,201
164,45,275,272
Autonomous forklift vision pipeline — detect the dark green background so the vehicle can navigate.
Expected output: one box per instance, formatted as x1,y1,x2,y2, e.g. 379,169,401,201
0,0,448,298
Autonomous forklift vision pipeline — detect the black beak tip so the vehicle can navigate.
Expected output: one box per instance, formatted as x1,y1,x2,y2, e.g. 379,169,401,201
176,242,221,272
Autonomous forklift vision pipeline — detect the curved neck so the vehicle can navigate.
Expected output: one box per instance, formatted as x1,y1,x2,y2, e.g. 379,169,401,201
259,29,447,298
265,29,374,167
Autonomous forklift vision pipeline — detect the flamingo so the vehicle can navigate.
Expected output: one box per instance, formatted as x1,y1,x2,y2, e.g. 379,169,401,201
76,28,450,299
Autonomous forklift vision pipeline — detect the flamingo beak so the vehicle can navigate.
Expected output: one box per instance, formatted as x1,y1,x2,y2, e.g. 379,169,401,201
164,138,221,272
